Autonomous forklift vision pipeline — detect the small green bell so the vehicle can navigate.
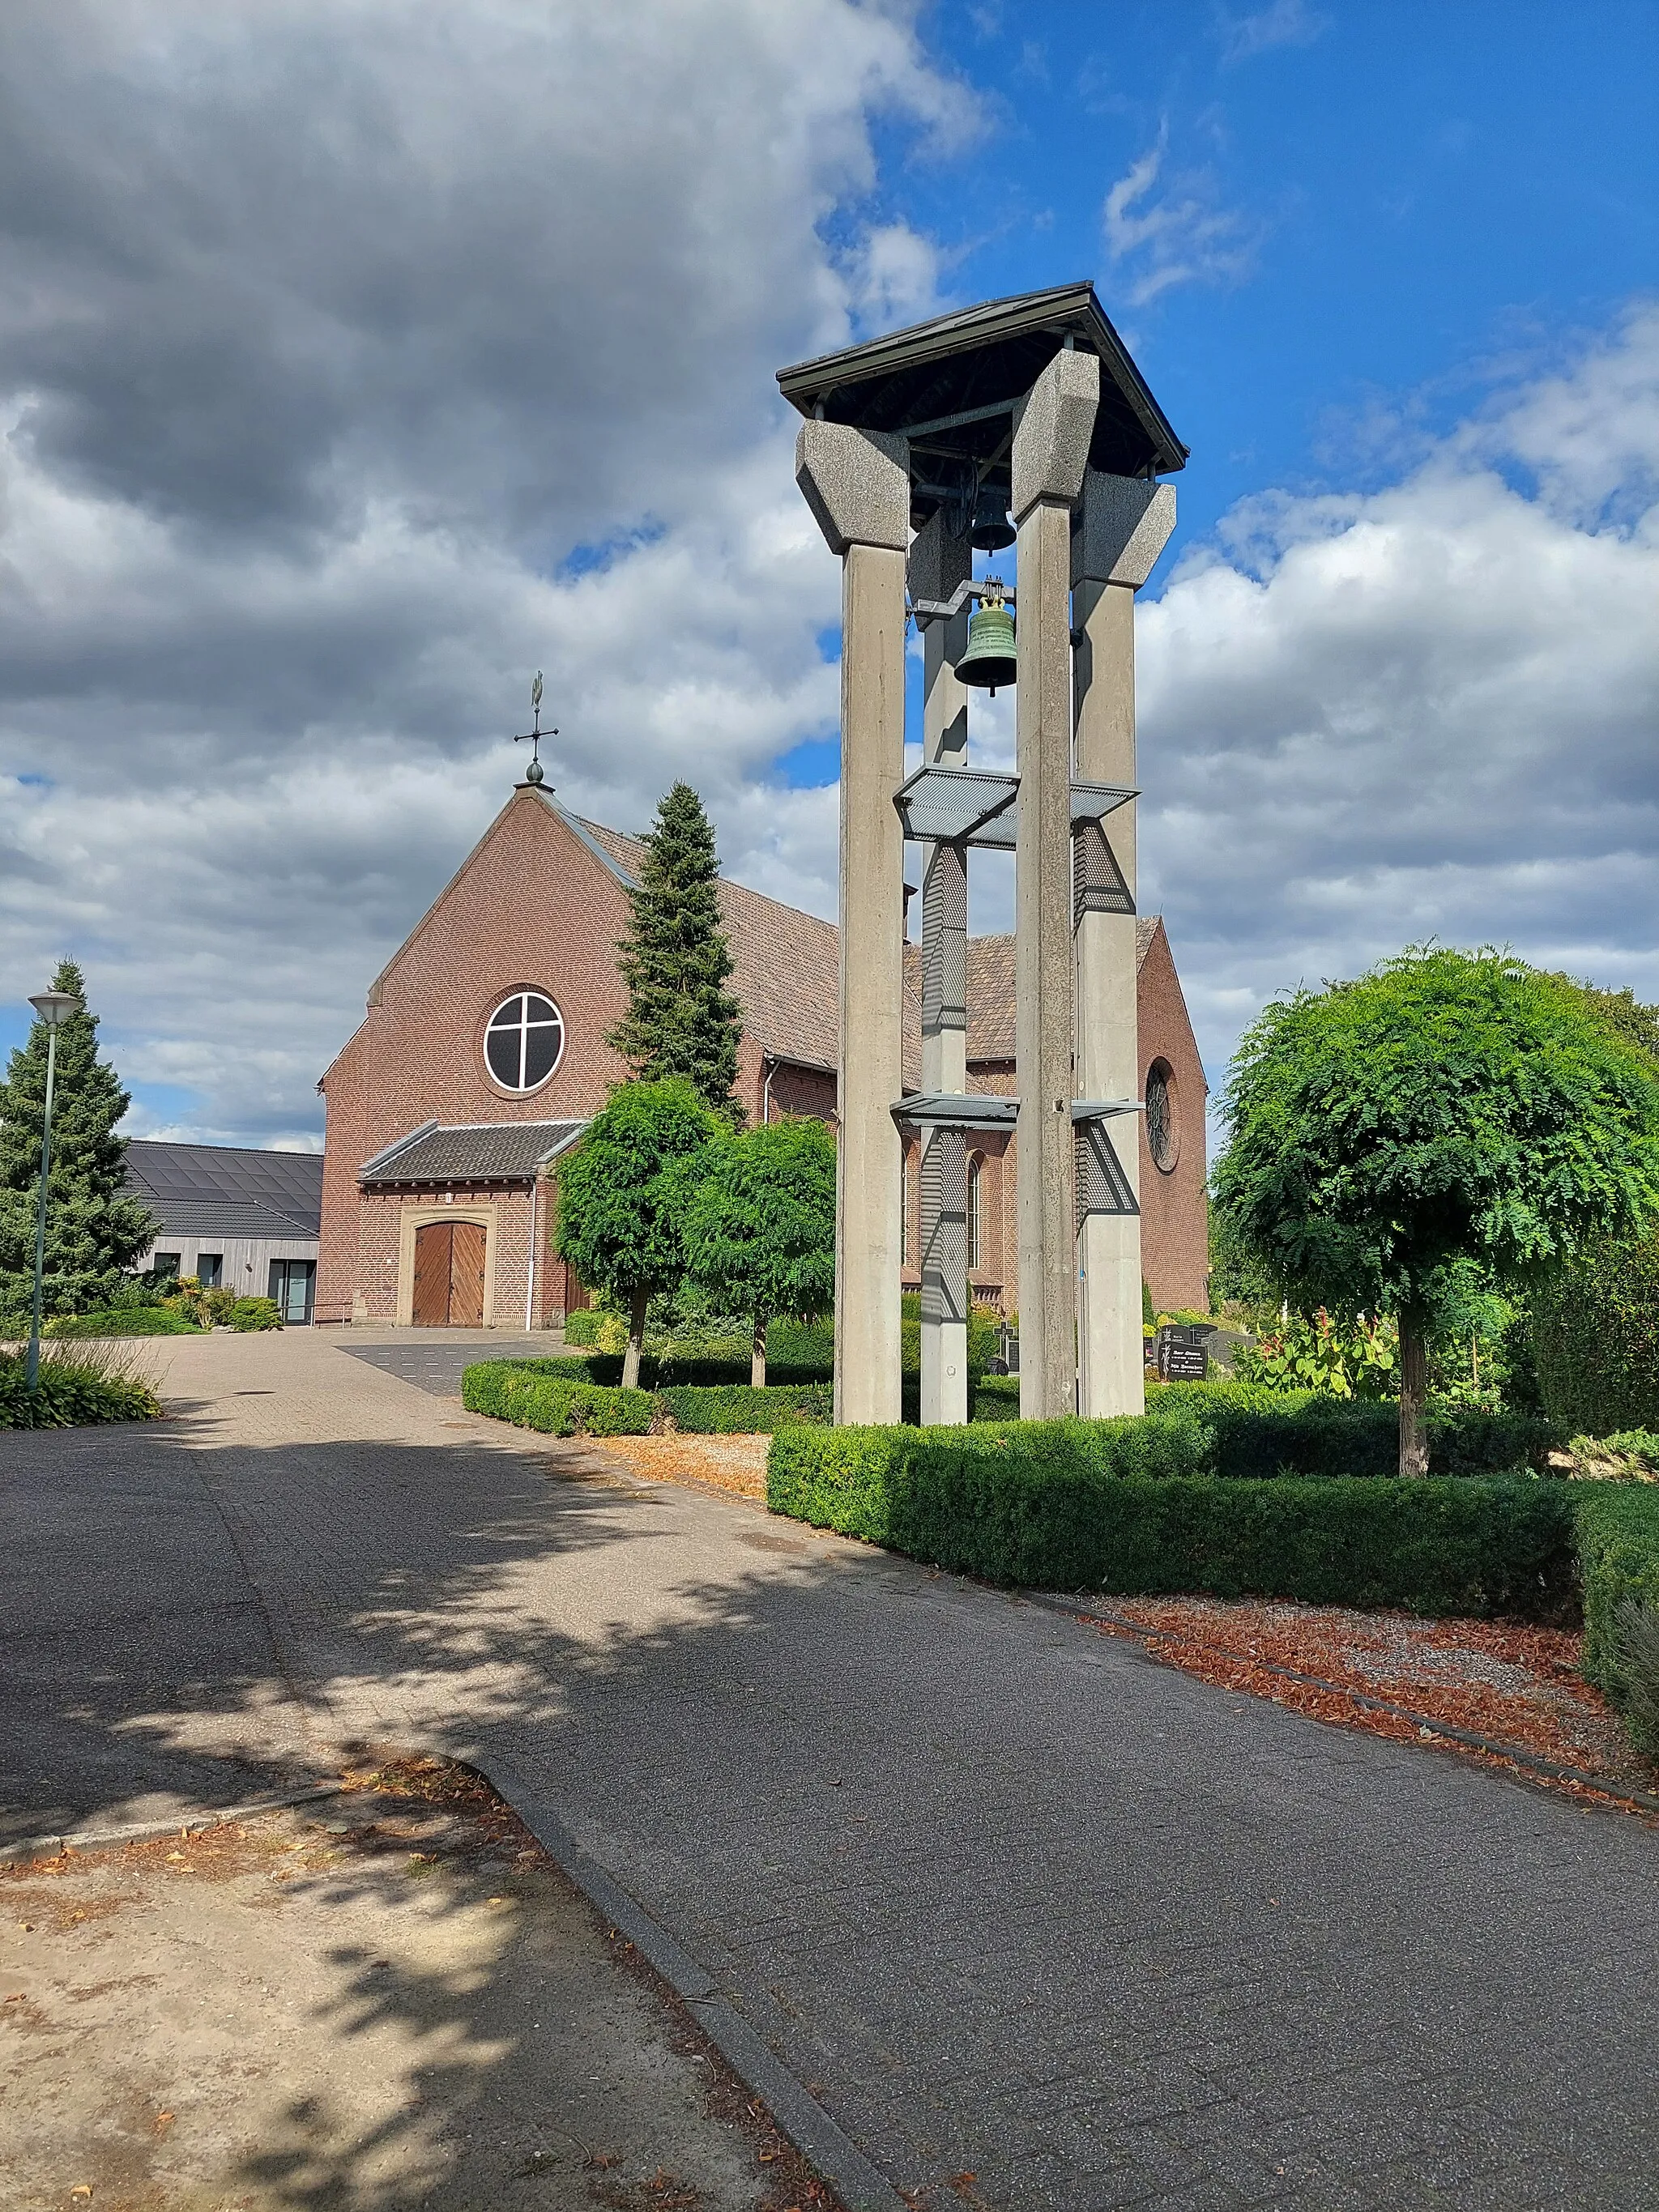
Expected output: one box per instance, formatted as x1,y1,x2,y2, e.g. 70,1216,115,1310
956,582,1017,695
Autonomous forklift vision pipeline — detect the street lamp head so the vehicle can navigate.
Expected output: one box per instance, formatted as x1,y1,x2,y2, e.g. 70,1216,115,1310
28,990,79,1029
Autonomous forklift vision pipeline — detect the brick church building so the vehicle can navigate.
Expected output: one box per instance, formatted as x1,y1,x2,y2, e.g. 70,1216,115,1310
316,781,1208,1330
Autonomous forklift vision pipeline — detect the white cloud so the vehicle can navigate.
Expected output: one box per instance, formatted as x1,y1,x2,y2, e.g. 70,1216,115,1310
1215,0,1327,66
1137,309,1659,1107
0,0,970,1141
1102,127,1260,306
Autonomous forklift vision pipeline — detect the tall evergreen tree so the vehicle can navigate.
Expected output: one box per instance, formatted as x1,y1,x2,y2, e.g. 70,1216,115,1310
607,782,744,1117
0,961,156,1319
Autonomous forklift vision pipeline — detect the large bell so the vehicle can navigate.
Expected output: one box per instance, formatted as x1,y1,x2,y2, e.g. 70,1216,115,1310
956,583,1017,695
970,484,1016,551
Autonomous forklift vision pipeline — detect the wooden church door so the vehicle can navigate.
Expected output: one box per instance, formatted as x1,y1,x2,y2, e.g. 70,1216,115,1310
412,1219,487,1326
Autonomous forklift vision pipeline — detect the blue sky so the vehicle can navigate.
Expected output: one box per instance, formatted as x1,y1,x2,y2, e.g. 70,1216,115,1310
1,0,1655,1142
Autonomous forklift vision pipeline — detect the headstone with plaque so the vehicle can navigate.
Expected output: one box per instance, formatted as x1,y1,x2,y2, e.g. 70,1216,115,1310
1156,1323,1212,1383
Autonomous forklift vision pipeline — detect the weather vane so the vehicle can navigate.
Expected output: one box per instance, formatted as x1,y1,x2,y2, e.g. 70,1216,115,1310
514,671,557,786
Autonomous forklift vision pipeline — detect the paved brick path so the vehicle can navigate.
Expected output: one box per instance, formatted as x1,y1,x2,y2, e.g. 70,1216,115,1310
5,1331,1658,2210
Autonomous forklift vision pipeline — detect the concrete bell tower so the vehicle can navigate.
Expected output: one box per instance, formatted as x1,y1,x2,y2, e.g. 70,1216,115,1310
778,284,1186,1425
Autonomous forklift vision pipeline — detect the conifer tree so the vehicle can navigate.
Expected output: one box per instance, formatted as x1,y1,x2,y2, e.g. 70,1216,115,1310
0,961,156,1320
608,782,744,1117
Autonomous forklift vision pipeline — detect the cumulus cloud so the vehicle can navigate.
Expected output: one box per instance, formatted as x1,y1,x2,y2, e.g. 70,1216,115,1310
0,0,970,1140
1136,307,1659,1103
1102,127,1261,306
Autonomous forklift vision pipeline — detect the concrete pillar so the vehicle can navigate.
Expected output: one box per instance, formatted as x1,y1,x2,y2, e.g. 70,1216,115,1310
795,420,911,1425
911,511,972,1425
1011,348,1099,1420
1073,473,1176,1417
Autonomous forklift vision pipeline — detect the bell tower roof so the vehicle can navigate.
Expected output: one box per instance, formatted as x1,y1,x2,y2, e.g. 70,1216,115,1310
777,281,1186,533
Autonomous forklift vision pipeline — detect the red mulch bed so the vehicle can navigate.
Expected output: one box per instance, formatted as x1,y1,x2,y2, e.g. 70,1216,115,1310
1083,1596,1659,1813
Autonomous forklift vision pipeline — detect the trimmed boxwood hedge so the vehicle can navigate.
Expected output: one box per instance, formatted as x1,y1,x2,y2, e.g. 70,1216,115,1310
1142,1381,1555,1477
462,1361,652,1437
1572,1482,1659,1750
658,1383,832,1434
766,1420,1576,1617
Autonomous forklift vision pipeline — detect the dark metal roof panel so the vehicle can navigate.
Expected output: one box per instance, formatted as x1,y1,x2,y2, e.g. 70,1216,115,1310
141,1198,319,1243
777,282,1187,479
124,1140,324,1234
359,1121,586,1187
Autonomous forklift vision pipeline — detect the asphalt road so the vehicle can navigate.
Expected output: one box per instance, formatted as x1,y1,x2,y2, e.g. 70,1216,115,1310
4,1331,1657,2211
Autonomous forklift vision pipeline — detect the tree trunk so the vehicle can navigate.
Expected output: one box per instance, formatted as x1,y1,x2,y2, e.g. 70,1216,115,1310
1398,1320,1429,1477
752,1311,768,1389
622,1285,650,1392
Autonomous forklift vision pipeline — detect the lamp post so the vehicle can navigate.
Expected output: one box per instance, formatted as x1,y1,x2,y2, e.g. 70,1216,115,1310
24,987,80,1395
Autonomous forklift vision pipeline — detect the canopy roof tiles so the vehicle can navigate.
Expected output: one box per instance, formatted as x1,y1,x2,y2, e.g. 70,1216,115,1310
777,283,1187,527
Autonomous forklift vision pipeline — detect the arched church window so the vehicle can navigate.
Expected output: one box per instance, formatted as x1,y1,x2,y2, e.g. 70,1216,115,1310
1145,1059,1178,1174
967,1153,983,1271
485,991,565,1092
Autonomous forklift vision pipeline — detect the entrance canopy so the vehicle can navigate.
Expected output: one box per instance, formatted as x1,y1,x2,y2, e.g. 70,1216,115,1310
777,281,1187,534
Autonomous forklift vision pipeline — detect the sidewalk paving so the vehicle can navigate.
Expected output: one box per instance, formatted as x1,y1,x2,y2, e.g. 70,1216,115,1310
4,1328,1658,2210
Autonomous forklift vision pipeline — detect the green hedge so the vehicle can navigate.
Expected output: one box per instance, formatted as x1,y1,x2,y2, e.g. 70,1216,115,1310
461,1361,652,1437
766,1421,1574,1617
562,1308,605,1347
1572,1483,1659,1750
0,1353,164,1429
1533,1229,1659,1434
1143,1380,1555,1477
45,1307,202,1337
229,1296,283,1332
659,1383,833,1434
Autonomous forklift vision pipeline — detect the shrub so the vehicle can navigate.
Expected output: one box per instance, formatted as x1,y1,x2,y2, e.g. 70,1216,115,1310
658,1382,833,1434
1142,1381,1555,1478
228,1297,283,1332
461,1360,652,1437
0,1345,164,1427
767,1421,1572,1616
563,1308,605,1348
1572,1481,1659,1752
1533,1227,1659,1434
45,1306,202,1337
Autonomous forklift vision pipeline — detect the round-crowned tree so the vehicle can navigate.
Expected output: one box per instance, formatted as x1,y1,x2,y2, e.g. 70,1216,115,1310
680,1117,836,1385
554,1078,719,1388
1213,948,1659,1475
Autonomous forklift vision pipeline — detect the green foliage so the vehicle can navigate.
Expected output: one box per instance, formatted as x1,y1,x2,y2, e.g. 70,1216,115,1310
767,1423,1573,1616
607,782,744,1115
1549,975,1659,1070
46,1306,201,1337
1232,1308,1397,1399
1572,1483,1659,1752
555,1078,720,1306
1532,1223,1659,1434
1213,948,1659,1332
1141,1379,1555,1478
460,1361,653,1436
562,1308,604,1347
1141,1279,1155,1328
0,961,158,1319
229,1296,283,1332
898,1294,999,1383
164,1276,237,1328
0,1345,163,1427
659,1383,832,1433
680,1118,835,1375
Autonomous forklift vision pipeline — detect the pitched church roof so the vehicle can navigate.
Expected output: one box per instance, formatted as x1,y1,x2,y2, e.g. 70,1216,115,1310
573,808,1159,1072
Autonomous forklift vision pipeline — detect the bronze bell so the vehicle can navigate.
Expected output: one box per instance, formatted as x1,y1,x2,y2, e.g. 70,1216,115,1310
970,484,1016,551
956,582,1016,695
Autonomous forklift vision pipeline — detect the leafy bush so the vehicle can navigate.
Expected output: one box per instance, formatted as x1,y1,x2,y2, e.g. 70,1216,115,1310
228,1297,283,1332
767,1421,1573,1616
562,1308,605,1348
1572,1481,1659,1751
658,1382,833,1433
46,1306,202,1337
1533,1228,1659,1434
0,1345,164,1427
1142,1380,1555,1478
1231,1308,1397,1399
461,1360,653,1437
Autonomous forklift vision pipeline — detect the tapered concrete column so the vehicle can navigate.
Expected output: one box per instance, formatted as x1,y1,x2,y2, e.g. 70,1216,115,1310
911,512,973,1425
795,420,910,1425
1073,473,1176,1417
1012,348,1098,1420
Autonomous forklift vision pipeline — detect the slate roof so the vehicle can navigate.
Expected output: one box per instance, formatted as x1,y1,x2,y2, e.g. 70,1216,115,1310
360,1120,586,1187
575,813,1160,1076
125,1140,323,1237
